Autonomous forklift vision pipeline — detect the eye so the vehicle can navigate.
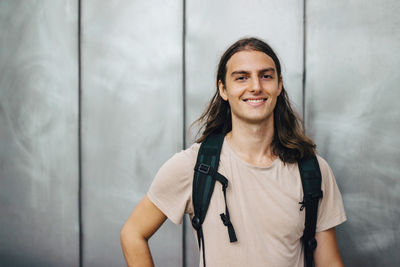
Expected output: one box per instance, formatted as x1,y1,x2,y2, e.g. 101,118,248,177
262,74,272,79
235,76,247,81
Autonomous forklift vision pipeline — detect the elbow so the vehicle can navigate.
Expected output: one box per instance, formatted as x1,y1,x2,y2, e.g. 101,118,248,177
120,223,135,247
120,222,147,248
120,222,135,249
120,224,128,248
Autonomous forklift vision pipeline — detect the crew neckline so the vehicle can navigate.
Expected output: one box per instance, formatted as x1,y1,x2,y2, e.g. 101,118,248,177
223,136,279,170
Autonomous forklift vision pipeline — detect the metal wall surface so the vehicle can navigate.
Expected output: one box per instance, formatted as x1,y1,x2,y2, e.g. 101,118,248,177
306,0,400,266
184,1,304,265
3,0,399,266
81,1,183,266
0,1,79,266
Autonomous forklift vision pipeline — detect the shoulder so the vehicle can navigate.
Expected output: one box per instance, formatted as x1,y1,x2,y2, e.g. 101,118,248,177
314,154,347,230
315,154,335,181
148,143,201,222
173,142,200,166
183,142,201,160
155,143,200,179
314,154,344,202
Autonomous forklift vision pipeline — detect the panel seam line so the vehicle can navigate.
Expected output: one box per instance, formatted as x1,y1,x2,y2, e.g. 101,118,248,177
78,0,83,266
302,0,307,130
182,0,187,266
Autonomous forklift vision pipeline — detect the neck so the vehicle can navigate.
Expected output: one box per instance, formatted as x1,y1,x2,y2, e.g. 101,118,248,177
226,114,277,167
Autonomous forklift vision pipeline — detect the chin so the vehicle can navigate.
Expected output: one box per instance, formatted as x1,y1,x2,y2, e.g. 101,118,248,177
240,115,272,125
232,111,274,125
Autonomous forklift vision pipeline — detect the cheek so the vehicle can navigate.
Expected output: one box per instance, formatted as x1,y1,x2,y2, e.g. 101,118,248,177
268,85,282,97
230,85,247,98
224,88,240,101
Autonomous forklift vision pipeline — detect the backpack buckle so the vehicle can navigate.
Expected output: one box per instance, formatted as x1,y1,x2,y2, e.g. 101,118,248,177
198,163,210,174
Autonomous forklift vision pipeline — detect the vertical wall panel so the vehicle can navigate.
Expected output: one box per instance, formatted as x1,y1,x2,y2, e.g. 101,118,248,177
306,1,400,266
185,1,304,265
81,1,183,266
0,1,79,266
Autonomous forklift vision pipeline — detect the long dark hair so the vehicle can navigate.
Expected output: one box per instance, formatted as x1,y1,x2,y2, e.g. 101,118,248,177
191,37,315,163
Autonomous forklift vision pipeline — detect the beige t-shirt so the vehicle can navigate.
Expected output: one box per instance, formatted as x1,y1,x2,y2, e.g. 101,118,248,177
148,139,347,267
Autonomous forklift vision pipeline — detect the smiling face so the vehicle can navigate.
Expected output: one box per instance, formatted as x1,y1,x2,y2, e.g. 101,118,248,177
218,50,282,125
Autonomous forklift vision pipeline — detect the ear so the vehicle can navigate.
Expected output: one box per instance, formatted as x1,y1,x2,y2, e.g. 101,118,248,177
278,76,283,95
218,80,228,101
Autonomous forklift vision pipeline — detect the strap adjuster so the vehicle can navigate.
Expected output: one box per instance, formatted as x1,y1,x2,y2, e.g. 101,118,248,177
198,163,210,174
220,213,232,226
299,190,323,211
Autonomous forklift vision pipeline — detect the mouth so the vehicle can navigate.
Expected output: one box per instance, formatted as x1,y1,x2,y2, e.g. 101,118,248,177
242,97,268,107
243,97,268,103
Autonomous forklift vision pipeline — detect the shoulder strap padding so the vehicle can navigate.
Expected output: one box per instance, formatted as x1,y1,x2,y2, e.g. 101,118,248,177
192,133,225,228
298,155,323,267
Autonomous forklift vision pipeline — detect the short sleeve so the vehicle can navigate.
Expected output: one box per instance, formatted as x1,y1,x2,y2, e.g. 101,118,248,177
147,144,199,224
315,155,347,232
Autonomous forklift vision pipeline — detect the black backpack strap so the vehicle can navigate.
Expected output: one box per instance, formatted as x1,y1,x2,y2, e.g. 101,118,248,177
192,133,237,267
298,155,323,267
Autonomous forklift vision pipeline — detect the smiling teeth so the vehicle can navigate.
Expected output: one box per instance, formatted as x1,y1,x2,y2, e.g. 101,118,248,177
247,99,265,103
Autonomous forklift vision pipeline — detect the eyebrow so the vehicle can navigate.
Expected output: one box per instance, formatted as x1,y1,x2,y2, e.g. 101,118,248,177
230,68,276,77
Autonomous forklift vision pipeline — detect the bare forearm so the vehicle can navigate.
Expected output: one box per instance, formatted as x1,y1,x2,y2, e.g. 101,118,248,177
121,195,167,266
314,228,344,267
316,262,344,267
121,232,154,267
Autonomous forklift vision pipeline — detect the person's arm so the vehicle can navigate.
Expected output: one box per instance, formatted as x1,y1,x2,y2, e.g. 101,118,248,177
120,195,167,267
313,227,344,267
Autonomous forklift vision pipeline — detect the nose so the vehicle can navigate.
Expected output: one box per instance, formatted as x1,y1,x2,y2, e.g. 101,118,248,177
250,77,261,93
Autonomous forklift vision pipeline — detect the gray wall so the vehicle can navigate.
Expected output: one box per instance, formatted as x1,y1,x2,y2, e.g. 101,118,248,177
0,1,80,266
306,1,400,266
0,0,399,266
80,1,183,266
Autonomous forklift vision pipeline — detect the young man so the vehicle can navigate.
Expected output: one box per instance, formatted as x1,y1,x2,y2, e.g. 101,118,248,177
121,38,347,267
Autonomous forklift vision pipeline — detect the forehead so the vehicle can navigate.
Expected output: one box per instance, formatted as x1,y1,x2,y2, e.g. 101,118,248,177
226,50,276,73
